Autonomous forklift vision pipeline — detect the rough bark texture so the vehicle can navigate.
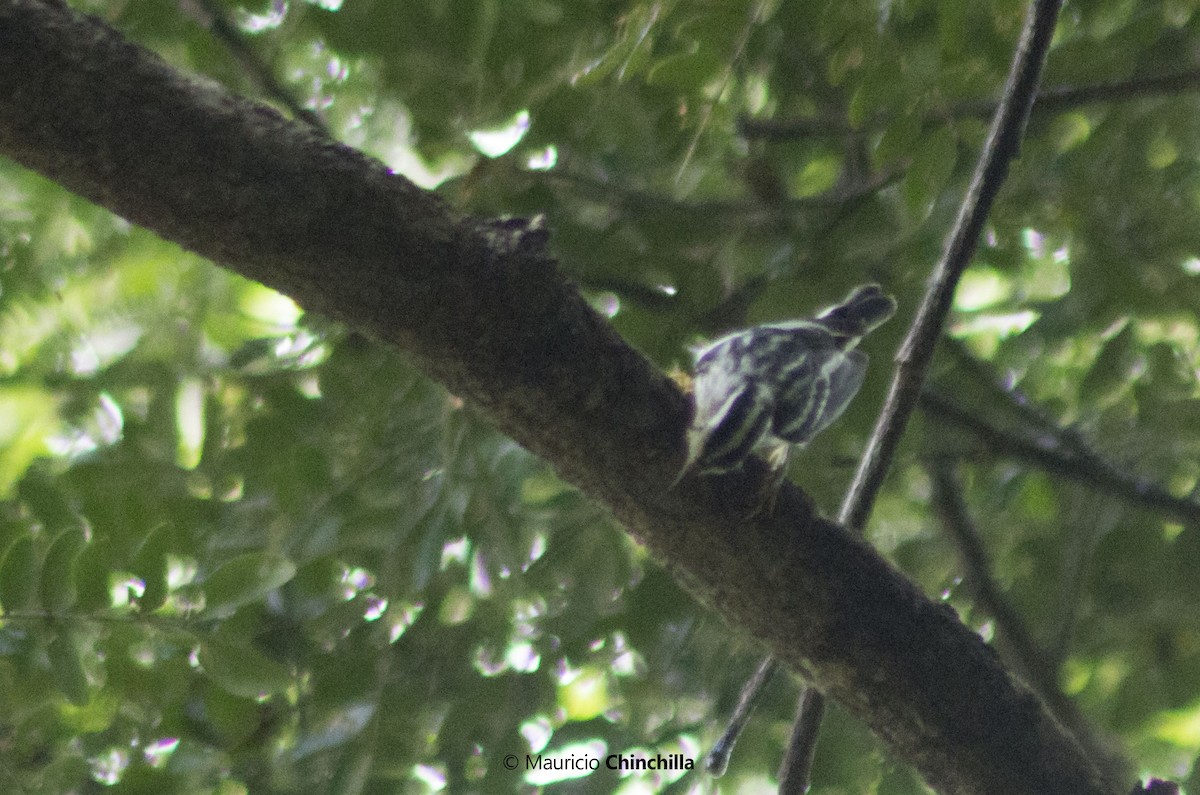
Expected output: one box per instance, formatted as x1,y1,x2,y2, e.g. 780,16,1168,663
0,2,1121,793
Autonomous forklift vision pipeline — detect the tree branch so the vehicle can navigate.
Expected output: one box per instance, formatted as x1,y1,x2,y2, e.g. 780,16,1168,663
940,336,1086,440
844,0,1062,531
0,2,1119,792
920,390,1200,524
739,67,1200,141
529,162,899,222
190,0,329,134
927,460,1128,782
778,2,1064,789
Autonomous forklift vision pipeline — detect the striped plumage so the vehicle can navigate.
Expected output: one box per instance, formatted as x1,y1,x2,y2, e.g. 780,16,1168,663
679,284,896,479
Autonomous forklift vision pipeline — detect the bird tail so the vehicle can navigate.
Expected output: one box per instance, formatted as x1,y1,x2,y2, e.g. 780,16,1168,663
815,284,897,340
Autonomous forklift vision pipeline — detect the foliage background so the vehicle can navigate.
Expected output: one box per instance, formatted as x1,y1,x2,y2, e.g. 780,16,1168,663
3,0,1200,792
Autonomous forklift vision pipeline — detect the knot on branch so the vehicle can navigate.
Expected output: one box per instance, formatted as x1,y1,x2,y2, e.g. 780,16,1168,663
476,214,553,271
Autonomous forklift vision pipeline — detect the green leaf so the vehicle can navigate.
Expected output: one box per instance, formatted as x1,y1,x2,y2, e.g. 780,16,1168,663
558,666,609,721
0,392,59,496
903,126,957,216
103,764,182,795
1080,322,1139,406
175,377,205,470
876,110,922,167
201,684,262,746
1048,112,1093,153
793,153,842,197
0,534,38,612
48,630,89,706
645,50,722,90
58,690,119,734
72,534,113,613
39,527,87,614
131,523,174,613
937,3,969,56
198,637,292,699
572,4,660,86
202,552,297,617
17,467,77,530
847,52,904,129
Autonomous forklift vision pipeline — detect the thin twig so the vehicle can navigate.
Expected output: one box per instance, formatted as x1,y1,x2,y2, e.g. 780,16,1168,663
928,461,1054,690
926,460,1127,782
964,68,1200,120
739,67,1200,141
676,0,768,183
776,686,825,790
534,164,900,220
192,0,329,134
920,390,1200,524
778,2,1063,791
940,337,1082,439
841,0,1060,531
704,656,778,776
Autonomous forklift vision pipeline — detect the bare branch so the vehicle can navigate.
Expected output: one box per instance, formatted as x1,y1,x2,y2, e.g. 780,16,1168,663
843,0,1061,530
531,162,899,222
780,0,1064,789
704,656,777,776
0,2,1119,792
920,390,1200,524
739,67,1200,142
191,0,328,134
961,68,1200,119
777,686,825,791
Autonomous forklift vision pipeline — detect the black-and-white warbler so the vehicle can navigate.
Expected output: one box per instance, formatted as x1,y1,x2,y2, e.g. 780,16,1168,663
677,284,896,481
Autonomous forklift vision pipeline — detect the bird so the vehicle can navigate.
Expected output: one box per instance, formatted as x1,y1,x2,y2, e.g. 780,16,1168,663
676,284,896,488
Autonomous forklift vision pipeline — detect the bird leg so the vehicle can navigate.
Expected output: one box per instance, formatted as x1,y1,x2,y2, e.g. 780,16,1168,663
753,441,792,518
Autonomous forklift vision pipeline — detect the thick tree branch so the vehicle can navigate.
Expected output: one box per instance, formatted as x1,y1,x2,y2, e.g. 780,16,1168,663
0,2,1119,793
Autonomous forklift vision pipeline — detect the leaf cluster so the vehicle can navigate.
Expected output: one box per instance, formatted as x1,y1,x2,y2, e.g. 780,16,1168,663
5,0,1200,791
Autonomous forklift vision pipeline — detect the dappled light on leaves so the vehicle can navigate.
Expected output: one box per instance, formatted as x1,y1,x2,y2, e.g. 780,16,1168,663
469,109,532,158
88,747,129,787
559,666,610,722
524,739,608,786
5,0,1200,791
